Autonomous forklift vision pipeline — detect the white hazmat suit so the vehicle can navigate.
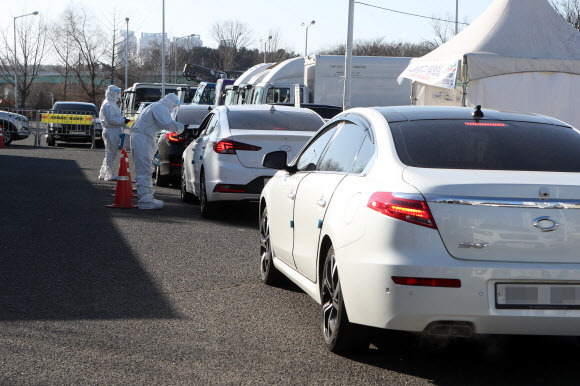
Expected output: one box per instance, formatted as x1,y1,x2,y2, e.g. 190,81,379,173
130,93,184,210
98,85,126,181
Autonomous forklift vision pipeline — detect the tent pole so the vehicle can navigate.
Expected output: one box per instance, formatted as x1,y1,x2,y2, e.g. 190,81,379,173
411,82,417,105
461,55,468,107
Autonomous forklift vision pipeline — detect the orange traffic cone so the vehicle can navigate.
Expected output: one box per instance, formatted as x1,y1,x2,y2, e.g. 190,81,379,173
0,126,4,148
122,149,137,195
105,157,137,208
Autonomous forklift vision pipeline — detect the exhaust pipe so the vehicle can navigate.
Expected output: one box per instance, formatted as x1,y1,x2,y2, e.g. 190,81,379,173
424,321,474,338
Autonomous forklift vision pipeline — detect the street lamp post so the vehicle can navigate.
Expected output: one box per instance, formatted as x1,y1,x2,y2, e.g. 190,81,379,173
300,20,315,57
13,11,39,110
260,36,272,64
343,0,354,110
162,0,166,95
125,17,129,91
174,34,199,83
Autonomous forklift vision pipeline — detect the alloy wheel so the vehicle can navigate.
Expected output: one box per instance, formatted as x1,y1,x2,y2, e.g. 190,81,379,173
322,251,341,342
260,209,271,280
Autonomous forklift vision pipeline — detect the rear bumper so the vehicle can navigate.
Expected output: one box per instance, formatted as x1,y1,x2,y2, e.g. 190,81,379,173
338,246,580,336
49,126,102,142
334,212,580,336
204,155,275,202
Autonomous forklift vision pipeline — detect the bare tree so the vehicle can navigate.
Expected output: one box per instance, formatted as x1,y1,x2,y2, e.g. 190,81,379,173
53,7,108,104
0,16,48,108
319,38,432,58
428,14,469,48
552,0,580,30
103,11,126,86
210,20,253,72
51,21,74,100
264,27,294,63
209,20,253,50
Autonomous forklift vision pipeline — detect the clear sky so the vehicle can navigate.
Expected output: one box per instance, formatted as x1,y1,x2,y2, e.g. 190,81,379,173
3,0,496,53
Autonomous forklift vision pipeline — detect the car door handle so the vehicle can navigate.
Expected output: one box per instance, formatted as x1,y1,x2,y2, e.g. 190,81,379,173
316,199,326,208
288,193,295,200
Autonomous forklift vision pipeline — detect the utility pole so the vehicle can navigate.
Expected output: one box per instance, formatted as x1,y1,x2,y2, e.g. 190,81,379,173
125,18,129,91
343,0,354,111
455,0,459,35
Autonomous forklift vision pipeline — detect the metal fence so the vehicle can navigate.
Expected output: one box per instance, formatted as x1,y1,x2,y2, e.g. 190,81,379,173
0,107,103,149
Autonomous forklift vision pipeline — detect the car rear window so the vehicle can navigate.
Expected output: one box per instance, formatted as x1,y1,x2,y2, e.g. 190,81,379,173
389,120,580,172
226,110,323,132
54,103,99,116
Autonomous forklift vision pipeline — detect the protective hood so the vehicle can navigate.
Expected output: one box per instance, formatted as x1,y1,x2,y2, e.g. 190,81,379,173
162,93,180,111
106,85,122,102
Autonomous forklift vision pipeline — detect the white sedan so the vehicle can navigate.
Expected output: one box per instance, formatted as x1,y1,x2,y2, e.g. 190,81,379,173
259,105,580,353
181,105,324,217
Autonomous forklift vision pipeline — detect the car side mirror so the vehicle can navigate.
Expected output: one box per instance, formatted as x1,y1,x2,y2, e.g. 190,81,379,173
263,151,295,172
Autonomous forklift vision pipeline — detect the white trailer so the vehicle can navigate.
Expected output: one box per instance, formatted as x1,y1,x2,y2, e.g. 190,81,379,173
304,55,412,107
248,55,412,107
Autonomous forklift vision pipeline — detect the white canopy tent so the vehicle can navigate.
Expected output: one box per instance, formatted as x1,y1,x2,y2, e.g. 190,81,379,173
397,0,580,128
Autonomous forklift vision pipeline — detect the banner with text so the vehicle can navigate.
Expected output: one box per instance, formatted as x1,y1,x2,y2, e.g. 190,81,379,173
397,60,461,90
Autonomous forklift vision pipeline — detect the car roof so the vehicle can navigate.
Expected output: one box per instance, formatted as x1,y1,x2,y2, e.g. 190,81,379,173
215,105,320,114
54,101,97,107
373,106,570,127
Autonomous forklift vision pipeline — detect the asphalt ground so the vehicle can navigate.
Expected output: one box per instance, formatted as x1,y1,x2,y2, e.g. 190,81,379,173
2,135,580,385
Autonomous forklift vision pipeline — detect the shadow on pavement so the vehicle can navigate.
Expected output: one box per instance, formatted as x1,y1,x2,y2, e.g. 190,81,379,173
345,331,580,385
0,155,177,321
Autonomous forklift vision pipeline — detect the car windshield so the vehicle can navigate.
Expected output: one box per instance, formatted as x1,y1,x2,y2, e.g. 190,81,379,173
388,119,580,172
53,103,99,116
135,87,178,104
226,110,323,132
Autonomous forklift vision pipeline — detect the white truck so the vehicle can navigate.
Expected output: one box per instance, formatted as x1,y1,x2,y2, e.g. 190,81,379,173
246,55,412,107
224,62,273,105
122,82,189,119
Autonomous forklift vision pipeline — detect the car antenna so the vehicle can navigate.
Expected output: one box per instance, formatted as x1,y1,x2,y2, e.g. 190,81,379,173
472,105,484,119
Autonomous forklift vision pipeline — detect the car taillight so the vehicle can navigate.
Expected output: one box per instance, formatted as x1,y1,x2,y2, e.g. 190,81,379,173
392,276,461,288
213,139,262,154
367,192,437,229
166,132,186,143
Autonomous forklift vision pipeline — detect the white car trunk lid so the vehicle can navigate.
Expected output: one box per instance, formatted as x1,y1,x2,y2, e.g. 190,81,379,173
229,130,314,169
403,167,580,263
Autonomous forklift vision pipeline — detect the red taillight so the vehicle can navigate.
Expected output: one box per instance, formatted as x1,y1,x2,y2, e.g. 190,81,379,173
166,132,186,143
215,184,246,193
464,122,506,127
392,276,461,288
213,139,262,154
367,192,437,229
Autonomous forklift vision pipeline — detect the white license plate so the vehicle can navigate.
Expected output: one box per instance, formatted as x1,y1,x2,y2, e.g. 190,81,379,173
496,283,580,309
264,178,271,187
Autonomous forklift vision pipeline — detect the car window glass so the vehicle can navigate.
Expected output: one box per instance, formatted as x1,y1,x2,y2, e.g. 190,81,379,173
295,122,341,171
351,134,374,174
389,120,580,172
199,114,216,137
204,115,219,136
318,122,368,173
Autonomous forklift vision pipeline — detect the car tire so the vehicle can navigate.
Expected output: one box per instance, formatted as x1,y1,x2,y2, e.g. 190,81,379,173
260,206,284,285
1,123,14,146
96,139,105,149
199,172,215,219
321,246,370,353
46,134,56,147
180,166,197,204
154,164,169,187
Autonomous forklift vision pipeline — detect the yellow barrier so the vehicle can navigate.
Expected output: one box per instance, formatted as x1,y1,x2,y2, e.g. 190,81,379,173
41,113,93,125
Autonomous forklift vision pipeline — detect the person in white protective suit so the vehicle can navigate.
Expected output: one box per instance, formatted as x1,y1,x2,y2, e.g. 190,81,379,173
98,85,129,181
130,93,184,209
